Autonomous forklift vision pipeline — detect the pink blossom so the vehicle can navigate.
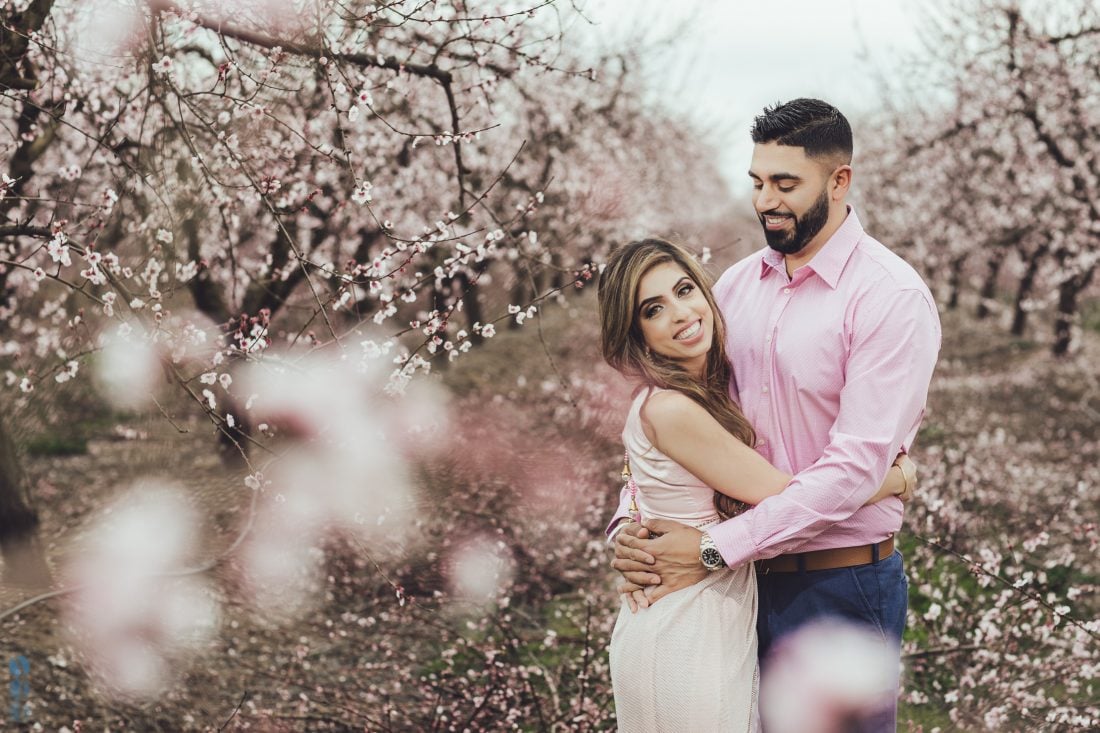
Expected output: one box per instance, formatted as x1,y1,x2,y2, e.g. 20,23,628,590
47,235,71,267
351,181,373,204
446,536,515,605
761,619,900,733
63,484,220,700
151,56,173,76
95,333,160,409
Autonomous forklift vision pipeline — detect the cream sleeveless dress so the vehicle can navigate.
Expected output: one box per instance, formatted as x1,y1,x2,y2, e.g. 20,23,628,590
609,387,760,732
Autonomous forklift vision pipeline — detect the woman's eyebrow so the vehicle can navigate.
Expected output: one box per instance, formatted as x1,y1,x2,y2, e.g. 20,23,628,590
636,293,664,313
636,278,691,313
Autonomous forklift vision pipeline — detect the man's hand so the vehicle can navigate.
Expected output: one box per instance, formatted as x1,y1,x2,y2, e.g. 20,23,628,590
613,518,709,609
640,519,709,604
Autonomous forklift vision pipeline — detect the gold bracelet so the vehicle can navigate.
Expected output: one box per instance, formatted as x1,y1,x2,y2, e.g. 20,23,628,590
894,456,916,495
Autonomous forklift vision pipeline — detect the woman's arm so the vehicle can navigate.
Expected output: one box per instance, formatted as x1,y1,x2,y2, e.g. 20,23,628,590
641,390,908,506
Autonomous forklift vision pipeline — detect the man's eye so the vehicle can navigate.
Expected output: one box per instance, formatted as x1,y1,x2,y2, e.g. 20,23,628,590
778,185,795,193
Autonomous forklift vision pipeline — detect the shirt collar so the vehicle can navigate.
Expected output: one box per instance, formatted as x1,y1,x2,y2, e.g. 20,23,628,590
756,206,865,289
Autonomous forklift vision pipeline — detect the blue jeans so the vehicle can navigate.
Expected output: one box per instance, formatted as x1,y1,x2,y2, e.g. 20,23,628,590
756,549,908,732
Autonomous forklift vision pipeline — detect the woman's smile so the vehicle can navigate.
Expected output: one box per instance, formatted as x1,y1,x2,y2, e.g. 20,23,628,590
674,319,704,343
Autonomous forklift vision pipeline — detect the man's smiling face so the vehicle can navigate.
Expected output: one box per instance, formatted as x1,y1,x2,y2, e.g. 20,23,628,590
749,142,834,257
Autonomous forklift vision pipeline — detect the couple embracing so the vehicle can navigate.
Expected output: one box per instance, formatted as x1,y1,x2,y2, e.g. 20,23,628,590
597,98,941,731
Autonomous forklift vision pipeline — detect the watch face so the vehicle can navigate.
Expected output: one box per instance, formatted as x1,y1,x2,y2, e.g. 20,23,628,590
702,547,723,569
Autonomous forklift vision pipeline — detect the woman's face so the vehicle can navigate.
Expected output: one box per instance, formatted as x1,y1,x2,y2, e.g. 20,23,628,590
635,261,714,377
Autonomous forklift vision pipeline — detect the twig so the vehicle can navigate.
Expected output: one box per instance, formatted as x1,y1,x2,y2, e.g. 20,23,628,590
911,533,1098,641
218,690,250,731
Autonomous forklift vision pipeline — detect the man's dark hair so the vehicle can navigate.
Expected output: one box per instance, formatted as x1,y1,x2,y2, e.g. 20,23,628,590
750,98,853,163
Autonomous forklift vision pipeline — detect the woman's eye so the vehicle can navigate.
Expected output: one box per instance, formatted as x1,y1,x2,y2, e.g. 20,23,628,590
678,283,695,297
644,305,661,319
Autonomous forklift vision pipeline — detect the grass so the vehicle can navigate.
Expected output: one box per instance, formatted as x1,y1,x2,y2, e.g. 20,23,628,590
24,433,88,456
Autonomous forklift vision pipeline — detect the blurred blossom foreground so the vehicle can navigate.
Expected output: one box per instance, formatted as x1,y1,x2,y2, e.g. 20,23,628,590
65,353,446,698
760,619,900,733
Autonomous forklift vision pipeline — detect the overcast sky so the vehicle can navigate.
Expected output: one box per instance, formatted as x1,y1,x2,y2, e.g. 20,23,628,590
581,0,927,190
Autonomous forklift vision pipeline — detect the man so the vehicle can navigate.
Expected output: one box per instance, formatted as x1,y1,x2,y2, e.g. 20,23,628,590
608,98,940,729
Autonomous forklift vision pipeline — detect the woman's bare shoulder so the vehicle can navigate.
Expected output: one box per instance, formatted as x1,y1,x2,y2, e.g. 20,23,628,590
640,389,709,430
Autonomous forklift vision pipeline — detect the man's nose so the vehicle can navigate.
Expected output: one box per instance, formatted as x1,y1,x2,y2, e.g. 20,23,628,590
755,187,779,213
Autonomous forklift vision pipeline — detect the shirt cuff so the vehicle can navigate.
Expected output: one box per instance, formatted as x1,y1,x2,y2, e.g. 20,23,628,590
706,514,755,568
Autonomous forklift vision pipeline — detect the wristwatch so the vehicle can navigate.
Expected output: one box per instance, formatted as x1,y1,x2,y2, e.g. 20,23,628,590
700,532,726,571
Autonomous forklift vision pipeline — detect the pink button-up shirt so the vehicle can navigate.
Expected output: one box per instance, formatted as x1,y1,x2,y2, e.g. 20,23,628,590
607,208,941,567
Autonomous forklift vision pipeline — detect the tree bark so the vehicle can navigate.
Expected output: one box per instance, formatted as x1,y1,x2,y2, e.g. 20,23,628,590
946,254,967,311
0,0,56,88
976,248,1006,320
0,414,51,587
0,0,57,587
455,270,484,344
1011,243,1048,337
1052,265,1096,357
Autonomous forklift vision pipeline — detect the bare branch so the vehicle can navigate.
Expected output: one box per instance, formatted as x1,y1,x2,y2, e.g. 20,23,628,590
148,0,454,84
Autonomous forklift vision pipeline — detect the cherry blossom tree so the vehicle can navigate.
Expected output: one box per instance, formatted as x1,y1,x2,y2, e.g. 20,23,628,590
861,0,1100,356
0,0,733,715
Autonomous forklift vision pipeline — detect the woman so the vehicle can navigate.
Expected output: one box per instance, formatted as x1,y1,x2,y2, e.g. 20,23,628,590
597,238,913,732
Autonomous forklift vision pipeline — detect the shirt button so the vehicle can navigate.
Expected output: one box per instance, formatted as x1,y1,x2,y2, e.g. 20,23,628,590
758,440,767,448
762,386,769,394
783,288,791,294
766,334,772,342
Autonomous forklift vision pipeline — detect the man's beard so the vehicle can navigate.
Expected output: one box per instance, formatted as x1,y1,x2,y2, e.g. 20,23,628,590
759,188,830,256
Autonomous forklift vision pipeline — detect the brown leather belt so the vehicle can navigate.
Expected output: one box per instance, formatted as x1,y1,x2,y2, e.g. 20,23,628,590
755,537,895,574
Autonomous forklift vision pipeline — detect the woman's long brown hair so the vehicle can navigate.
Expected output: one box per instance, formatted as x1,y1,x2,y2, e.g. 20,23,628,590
597,238,755,519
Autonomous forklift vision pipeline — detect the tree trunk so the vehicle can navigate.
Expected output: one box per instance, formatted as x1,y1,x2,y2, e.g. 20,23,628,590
946,255,967,311
1052,265,1096,357
975,249,1006,320
1010,244,1047,337
431,281,452,370
455,271,484,344
508,274,528,330
0,415,51,587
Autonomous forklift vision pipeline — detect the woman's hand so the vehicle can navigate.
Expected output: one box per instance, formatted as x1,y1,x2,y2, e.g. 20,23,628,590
893,453,918,502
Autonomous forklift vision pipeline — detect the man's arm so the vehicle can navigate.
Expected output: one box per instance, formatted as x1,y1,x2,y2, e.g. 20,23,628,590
707,286,940,567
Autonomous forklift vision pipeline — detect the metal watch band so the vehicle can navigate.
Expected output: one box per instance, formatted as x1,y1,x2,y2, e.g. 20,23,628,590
700,532,726,571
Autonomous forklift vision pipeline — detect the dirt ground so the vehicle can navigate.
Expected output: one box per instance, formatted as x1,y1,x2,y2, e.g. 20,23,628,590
0,298,1098,731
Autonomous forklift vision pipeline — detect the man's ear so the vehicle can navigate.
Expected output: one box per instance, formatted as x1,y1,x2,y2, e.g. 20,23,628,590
831,165,852,201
